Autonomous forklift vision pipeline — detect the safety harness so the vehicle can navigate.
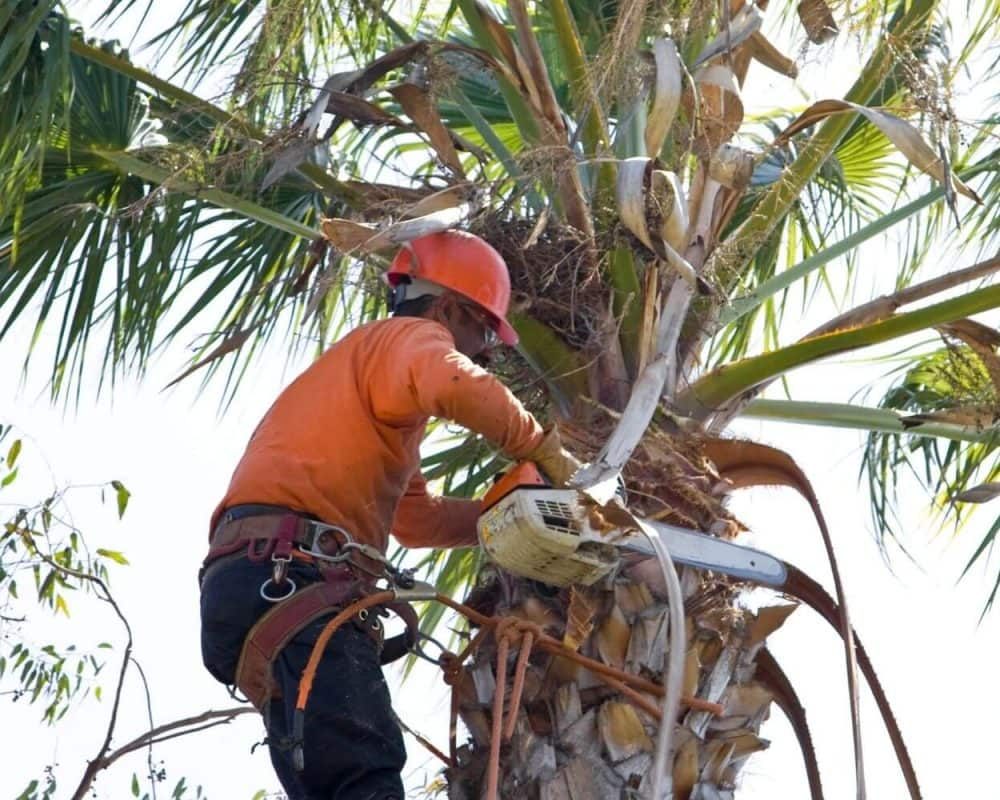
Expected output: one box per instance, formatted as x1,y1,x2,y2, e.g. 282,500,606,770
202,505,420,713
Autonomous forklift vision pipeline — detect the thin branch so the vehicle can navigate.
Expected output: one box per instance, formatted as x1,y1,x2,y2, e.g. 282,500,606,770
19,539,135,800
130,657,157,800
102,707,255,764
68,579,133,800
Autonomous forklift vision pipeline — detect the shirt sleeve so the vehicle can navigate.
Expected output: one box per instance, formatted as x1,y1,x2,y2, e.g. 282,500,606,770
398,322,544,457
391,471,483,549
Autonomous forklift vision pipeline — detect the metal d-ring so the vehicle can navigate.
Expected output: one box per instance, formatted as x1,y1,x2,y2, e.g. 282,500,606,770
260,577,297,603
358,608,369,621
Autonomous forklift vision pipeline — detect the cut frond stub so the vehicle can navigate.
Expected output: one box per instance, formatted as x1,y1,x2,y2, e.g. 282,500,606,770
688,65,744,158
709,145,756,190
645,37,682,158
797,0,839,44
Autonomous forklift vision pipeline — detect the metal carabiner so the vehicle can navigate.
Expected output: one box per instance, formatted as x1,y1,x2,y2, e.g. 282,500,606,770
271,553,292,585
300,521,354,562
260,576,296,602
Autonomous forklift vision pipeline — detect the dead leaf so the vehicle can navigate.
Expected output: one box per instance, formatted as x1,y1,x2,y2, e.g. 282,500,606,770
692,4,763,68
563,586,598,652
747,603,798,647
164,329,253,389
797,0,839,44
598,701,653,761
596,605,630,669
261,138,316,191
748,32,798,78
687,64,744,157
954,482,1000,503
389,83,466,176
774,99,982,204
324,90,405,128
645,37,682,157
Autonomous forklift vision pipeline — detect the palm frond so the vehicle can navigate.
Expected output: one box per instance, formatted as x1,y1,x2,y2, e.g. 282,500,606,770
0,42,341,400
0,3,72,224
861,343,1000,561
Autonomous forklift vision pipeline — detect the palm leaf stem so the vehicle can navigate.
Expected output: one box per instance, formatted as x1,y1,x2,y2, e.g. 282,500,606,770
808,253,1000,336
707,252,1000,429
720,158,997,328
720,0,937,276
510,312,589,415
454,0,543,145
609,245,643,377
742,398,1000,445
546,0,615,192
94,149,318,239
678,282,1000,414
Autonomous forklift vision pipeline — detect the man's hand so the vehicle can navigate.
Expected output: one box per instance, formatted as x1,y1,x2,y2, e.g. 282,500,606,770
526,426,582,487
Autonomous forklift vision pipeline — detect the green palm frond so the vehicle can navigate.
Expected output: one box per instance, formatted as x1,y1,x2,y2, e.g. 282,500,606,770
96,0,396,125
0,3,72,222
0,41,341,401
861,342,1000,608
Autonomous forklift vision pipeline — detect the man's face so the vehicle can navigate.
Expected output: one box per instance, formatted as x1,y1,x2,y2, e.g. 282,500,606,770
437,293,499,359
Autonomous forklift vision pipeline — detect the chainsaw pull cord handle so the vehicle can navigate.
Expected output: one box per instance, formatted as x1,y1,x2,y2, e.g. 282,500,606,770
644,527,687,800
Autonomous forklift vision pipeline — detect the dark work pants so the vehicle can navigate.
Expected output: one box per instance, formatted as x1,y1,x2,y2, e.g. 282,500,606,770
200,556,406,800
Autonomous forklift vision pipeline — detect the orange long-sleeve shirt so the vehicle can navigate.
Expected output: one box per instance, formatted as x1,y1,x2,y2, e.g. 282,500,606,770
210,317,543,553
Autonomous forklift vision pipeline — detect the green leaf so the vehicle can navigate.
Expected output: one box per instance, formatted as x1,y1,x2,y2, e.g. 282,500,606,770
6,438,21,468
96,548,129,566
110,480,130,518
251,791,267,800
131,773,140,797
1,467,17,487
54,595,70,617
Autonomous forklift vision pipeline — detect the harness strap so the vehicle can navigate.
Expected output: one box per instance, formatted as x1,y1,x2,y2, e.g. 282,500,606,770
236,574,363,711
234,571,419,712
206,513,314,564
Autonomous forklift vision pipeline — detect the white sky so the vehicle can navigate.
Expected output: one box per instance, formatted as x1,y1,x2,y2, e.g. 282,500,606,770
2,2,998,799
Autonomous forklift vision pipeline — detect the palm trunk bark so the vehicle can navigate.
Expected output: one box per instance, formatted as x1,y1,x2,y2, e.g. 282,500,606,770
446,431,796,800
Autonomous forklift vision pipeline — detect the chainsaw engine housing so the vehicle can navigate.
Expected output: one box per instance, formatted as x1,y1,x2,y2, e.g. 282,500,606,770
477,486,619,586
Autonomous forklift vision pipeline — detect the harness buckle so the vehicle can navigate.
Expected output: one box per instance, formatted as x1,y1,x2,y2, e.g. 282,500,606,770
299,521,354,562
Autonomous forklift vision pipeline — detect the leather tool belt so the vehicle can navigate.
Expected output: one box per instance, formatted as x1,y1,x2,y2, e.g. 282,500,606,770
204,505,418,711
204,503,385,578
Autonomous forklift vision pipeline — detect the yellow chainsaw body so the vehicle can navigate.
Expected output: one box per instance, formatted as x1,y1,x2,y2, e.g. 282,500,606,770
476,485,619,587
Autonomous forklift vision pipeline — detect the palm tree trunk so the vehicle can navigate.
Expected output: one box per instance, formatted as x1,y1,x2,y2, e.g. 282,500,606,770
446,433,796,800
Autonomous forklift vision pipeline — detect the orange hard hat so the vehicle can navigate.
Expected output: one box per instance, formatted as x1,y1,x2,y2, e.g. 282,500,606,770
386,231,518,346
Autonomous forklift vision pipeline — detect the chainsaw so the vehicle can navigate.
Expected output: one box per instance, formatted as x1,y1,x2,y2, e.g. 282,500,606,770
476,462,786,589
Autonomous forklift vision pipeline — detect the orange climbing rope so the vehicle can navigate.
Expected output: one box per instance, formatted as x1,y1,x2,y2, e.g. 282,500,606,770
295,589,724,800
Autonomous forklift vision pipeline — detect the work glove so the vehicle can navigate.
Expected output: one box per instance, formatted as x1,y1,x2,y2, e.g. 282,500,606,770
526,425,582,487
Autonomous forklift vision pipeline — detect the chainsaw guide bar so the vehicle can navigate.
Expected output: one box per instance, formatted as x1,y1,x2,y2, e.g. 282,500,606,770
476,478,786,589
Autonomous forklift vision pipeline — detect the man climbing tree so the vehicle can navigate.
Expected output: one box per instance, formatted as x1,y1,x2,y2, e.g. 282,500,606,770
198,230,579,800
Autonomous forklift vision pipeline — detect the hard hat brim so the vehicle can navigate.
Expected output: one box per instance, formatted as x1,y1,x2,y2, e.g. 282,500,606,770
496,318,518,346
